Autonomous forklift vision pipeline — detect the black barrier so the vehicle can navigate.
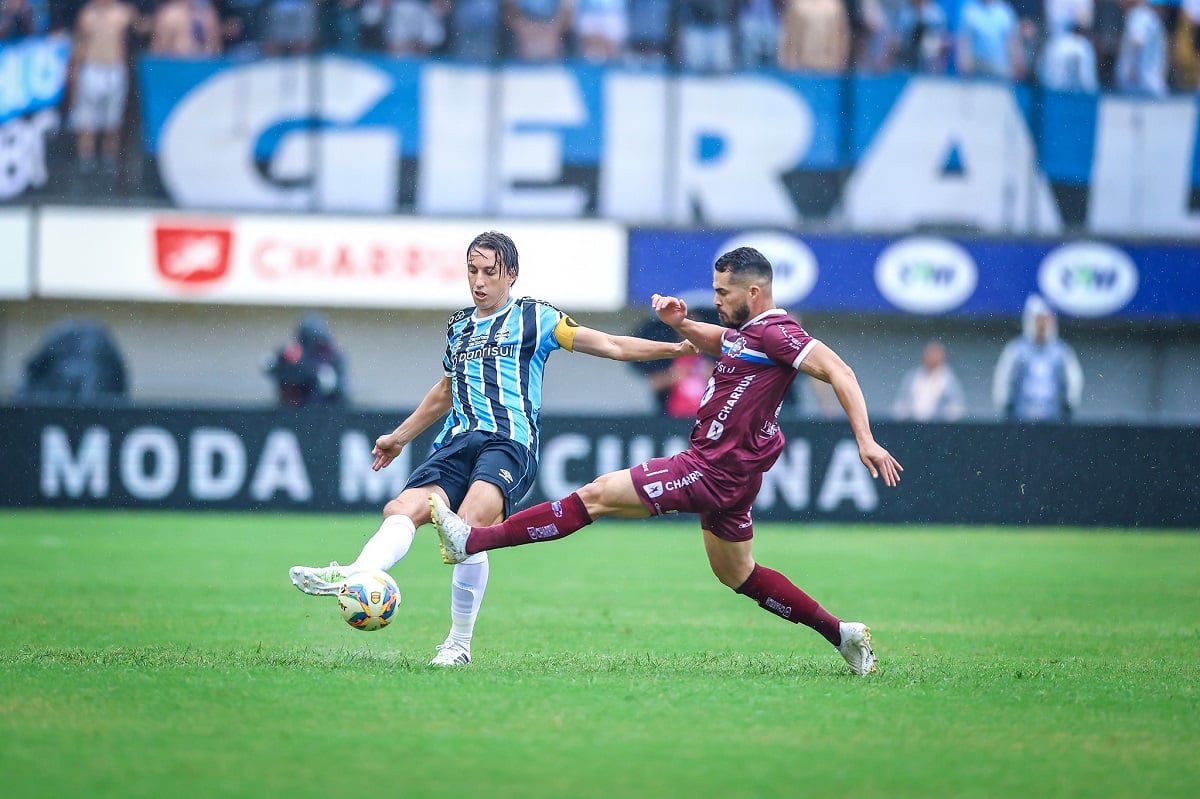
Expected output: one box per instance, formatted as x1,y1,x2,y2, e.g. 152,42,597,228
0,406,1195,528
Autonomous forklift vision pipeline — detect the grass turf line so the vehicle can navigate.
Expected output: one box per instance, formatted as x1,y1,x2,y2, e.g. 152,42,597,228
0,510,1196,799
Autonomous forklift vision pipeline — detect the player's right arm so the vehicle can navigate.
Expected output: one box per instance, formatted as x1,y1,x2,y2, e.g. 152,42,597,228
652,294,725,357
371,376,453,471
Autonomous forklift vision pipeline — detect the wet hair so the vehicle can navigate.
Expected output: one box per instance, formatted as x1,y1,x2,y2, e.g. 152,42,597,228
714,246,773,285
467,231,520,281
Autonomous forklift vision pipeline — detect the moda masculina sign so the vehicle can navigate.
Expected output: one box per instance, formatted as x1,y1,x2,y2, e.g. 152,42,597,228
137,58,1200,238
1,407,1195,527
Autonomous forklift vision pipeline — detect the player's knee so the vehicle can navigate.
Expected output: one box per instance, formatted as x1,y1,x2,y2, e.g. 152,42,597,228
710,558,754,590
575,480,605,507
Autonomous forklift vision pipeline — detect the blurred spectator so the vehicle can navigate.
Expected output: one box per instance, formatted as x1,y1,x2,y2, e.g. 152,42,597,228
0,0,41,41
319,0,363,50
444,0,501,59
1038,20,1099,89
992,294,1083,422
264,312,349,407
678,0,737,72
778,0,851,72
628,307,719,416
892,340,966,421
51,0,89,32
262,0,316,54
956,0,1026,79
892,0,949,72
151,0,223,54
384,0,447,55
1092,0,1124,84
217,0,264,56
626,0,672,63
358,0,386,47
18,319,129,404
1009,0,1043,79
1115,0,1168,95
738,0,782,68
70,0,140,173
1185,0,1200,88
505,0,573,61
1045,0,1093,34
665,352,716,418
574,0,628,60
856,0,896,72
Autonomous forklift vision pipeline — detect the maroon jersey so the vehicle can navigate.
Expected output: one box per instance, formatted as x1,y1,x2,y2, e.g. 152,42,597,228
690,310,818,474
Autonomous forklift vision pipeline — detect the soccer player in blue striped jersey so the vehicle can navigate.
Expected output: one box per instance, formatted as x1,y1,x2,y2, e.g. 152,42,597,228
289,231,695,665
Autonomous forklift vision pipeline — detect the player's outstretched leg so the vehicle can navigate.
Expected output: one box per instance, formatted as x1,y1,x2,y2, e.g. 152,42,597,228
430,492,594,565
289,515,417,597
734,563,877,676
289,561,352,596
836,622,876,676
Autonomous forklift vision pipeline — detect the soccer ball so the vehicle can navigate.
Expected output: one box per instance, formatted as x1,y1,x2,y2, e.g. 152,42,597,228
337,570,400,631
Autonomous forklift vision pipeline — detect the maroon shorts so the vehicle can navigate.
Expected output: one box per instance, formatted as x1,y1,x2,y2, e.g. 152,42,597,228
629,449,762,542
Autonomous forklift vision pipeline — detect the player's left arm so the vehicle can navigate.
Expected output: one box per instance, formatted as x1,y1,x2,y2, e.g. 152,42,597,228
800,341,903,487
558,318,697,362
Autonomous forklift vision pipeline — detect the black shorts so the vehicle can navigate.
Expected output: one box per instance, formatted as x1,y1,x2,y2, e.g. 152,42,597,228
404,431,537,519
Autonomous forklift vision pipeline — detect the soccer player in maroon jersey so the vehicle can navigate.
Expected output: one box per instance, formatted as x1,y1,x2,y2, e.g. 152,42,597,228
428,246,903,675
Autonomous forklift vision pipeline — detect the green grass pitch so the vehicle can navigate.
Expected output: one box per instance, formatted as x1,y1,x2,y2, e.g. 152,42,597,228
1,510,1197,799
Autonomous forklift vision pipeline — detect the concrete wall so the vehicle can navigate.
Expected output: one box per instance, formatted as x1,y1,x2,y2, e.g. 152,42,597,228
4,298,1197,424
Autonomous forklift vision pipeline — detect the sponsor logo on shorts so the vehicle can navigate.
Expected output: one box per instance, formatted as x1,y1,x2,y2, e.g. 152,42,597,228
551,500,563,517
498,468,513,484
527,524,560,540
765,598,792,618
644,481,664,498
664,470,703,492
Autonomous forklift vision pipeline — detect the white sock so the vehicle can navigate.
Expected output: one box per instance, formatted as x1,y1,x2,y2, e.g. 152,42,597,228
351,515,416,572
446,552,489,649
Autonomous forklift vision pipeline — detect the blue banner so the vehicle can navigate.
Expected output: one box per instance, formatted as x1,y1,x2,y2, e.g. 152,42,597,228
135,56,1200,238
0,34,70,124
628,229,1200,321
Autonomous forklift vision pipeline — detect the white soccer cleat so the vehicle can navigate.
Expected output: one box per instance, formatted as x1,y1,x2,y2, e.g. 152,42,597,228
429,638,472,667
837,621,877,676
428,493,471,565
289,561,351,596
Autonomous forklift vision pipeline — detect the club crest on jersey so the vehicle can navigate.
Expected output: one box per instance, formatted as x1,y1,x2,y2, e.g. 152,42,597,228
727,336,747,358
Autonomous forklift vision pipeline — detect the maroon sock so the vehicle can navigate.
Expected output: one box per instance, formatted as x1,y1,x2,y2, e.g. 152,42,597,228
466,493,593,555
734,564,843,646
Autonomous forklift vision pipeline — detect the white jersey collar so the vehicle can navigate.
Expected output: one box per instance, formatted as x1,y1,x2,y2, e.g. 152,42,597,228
474,297,516,322
740,308,787,329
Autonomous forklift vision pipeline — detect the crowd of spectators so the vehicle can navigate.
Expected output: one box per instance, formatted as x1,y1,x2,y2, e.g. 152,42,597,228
0,0,1195,94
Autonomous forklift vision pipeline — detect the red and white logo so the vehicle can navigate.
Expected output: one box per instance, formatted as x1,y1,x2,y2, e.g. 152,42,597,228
154,222,234,286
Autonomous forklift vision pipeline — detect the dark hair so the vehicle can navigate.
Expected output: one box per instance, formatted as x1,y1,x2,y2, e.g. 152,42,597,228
714,247,773,284
467,231,520,280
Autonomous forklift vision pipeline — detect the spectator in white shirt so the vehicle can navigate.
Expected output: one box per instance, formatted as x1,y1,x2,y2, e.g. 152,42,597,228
1039,20,1099,90
1116,0,1168,96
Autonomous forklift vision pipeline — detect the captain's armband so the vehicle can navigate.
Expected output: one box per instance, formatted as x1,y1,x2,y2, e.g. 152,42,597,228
553,315,580,352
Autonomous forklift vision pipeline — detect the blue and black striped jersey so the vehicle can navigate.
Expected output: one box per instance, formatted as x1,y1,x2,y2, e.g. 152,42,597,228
434,297,578,458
